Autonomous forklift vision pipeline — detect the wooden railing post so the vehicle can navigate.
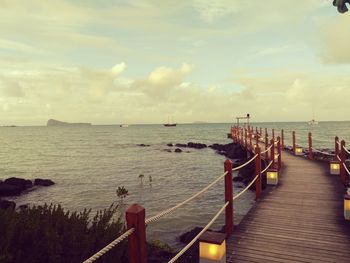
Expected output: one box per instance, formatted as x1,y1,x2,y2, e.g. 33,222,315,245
249,131,253,150
244,129,248,149
224,159,234,236
271,139,275,168
256,128,259,145
126,204,147,263
292,131,296,153
340,140,346,184
281,129,284,149
260,127,262,136
308,132,313,160
335,136,339,158
265,133,269,160
255,145,262,200
272,128,275,142
277,136,282,171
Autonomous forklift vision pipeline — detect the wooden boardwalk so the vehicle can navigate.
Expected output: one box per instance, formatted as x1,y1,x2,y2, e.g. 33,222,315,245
226,150,350,263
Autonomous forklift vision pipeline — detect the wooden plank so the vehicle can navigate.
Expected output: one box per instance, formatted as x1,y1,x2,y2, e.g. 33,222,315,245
226,148,350,262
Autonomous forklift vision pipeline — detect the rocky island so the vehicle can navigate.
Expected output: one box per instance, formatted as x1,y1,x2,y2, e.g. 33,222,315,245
47,119,91,126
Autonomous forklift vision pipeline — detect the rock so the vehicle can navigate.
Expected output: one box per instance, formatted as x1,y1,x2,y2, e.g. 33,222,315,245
174,148,182,153
0,200,16,210
209,143,246,159
233,176,244,182
167,143,173,147
187,142,207,149
34,179,55,186
175,143,187,148
0,182,23,196
19,204,28,210
137,144,150,147
4,177,33,190
163,149,172,152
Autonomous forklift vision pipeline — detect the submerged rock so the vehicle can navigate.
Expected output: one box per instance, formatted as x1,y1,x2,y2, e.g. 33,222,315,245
167,143,173,147
137,144,150,147
187,142,207,149
175,143,187,148
4,177,33,190
174,148,182,153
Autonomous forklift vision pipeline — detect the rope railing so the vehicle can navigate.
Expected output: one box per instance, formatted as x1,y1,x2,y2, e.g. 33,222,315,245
343,145,350,155
145,171,227,225
261,160,273,174
261,144,273,154
83,228,135,263
343,163,350,176
311,147,335,156
168,202,229,263
337,155,341,161
232,154,258,171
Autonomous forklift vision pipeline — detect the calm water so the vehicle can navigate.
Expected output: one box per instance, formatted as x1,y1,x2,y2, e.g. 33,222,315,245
0,122,349,247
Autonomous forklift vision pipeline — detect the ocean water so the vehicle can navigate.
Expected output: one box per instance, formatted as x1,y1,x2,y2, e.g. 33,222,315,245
0,121,349,247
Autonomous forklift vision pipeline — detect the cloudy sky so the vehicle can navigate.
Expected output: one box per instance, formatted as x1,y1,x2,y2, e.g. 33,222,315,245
0,0,349,125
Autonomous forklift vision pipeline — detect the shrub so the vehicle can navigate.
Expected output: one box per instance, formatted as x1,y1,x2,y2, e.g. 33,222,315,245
0,204,127,263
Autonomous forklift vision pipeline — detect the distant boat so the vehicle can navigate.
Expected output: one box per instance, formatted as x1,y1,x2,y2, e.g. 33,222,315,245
164,117,176,127
120,124,129,128
163,123,176,127
308,119,318,125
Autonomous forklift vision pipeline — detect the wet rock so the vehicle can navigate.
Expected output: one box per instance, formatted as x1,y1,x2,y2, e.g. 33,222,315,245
0,200,16,210
175,143,187,148
233,176,244,182
187,142,207,149
174,148,182,153
209,143,246,159
34,179,55,186
4,177,33,190
163,149,172,153
167,143,173,147
0,182,22,196
137,144,150,147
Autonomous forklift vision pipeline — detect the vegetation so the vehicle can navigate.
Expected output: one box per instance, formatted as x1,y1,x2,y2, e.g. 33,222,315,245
0,204,127,263
116,186,129,202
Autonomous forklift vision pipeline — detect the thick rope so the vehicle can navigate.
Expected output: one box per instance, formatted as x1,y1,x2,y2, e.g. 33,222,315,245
83,228,135,263
261,160,273,174
337,155,341,161
232,154,258,171
168,202,229,263
343,163,350,175
261,144,273,154
145,172,227,225
311,147,335,156
343,145,350,155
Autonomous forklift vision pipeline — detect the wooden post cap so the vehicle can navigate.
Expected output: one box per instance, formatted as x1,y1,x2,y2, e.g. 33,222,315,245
199,231,226,245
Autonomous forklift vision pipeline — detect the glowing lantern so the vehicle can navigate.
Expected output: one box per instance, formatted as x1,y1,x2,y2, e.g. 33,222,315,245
266,168,278,185
274,153,279,161
294,146,303,156
199,231,226,263
344,194,350,220
330,161,340,175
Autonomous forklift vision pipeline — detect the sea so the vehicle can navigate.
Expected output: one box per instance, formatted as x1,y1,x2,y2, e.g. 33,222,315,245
1,121,349,248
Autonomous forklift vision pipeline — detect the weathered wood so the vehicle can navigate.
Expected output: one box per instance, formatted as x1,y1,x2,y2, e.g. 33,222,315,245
226,149,350,263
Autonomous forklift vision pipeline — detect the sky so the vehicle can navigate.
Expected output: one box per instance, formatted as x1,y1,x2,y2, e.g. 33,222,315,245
0,0,350,125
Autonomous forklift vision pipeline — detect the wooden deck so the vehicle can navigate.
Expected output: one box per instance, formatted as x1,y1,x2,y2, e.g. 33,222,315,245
226,150,350,263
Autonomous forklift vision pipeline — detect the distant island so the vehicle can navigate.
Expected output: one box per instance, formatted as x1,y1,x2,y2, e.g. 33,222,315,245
47,119,91,126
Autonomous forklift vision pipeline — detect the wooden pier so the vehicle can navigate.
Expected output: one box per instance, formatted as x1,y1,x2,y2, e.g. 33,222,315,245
226,134,350,263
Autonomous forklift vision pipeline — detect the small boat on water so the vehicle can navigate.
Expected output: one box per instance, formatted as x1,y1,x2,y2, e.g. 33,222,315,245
163,123,176,127
164,116,176,127
120,124,129,128
308,119,318,125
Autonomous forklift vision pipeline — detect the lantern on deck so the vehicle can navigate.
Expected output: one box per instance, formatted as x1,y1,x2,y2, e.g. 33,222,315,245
330,160,340,175
344,194,350,220
294,146,303,156
266,168,278,185
199,231,226,263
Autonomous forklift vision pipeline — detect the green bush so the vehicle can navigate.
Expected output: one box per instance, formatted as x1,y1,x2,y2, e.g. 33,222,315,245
0,204,127,263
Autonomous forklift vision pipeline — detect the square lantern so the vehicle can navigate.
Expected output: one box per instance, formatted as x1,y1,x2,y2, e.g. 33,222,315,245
294,146,303,156
330,161,340,175
274,153,279,161
199,231,226,263
266,168,278,185
344,194,350,220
